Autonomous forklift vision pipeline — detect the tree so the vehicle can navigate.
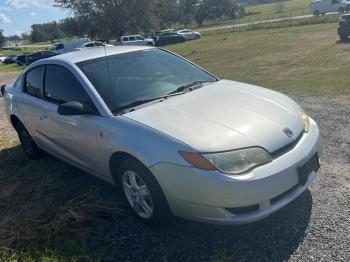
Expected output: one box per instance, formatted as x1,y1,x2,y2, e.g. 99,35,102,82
30,21,65,42
60,17,89,37
54,0,168,38
0,30,6,47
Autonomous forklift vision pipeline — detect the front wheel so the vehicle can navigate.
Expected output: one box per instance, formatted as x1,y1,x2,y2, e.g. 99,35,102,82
118,159,171,226
16,122,43,159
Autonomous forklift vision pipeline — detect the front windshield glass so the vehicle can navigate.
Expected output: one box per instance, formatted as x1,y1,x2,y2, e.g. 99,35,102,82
77,49,217,113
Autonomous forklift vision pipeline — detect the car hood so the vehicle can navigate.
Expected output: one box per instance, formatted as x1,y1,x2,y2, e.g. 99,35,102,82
124,80,305,153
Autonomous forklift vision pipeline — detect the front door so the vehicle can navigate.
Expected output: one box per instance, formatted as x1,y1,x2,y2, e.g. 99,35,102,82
39,65,104,175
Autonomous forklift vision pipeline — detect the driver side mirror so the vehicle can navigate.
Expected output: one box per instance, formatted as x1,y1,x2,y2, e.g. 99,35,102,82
57,101,92,116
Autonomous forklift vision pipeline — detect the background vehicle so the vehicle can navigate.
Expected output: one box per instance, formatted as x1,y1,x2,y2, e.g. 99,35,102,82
118,35,155,46
15,52,35,66
177,29,201,40
0,54,6,63
25,51,57,65
155,32,186,46
76,41,113,50
48,38,89,54
3,55,17,64
338,13,350,40
309,0,349,16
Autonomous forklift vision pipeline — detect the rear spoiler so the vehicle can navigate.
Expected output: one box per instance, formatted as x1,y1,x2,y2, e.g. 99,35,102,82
0,84,6,96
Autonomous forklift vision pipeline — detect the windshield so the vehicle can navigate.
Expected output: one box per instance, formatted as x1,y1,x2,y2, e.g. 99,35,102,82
77,49,217,113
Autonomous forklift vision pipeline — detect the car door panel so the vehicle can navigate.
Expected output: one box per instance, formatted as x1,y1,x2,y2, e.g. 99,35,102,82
39,101,104,174
41,65,105,176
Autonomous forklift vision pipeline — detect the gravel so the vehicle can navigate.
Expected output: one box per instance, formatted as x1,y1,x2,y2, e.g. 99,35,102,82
0,74,349,261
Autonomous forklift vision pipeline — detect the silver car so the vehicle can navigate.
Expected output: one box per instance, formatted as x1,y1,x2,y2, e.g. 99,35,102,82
3,46,321,226
177,29,201,40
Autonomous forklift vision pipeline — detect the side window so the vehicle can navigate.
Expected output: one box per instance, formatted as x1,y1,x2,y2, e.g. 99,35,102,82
94,42,104,46
85,43,94,47
44,65,93,106
122,37,129,42
56,43,64,50
136,36,143,40
129,36,136,41
24,66,44,98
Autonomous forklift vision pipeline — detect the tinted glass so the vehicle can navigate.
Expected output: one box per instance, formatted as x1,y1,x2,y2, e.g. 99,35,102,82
44,65,92,105
94,42,104,46
136,36,143,40
24,66,44,98
129,37,136,41
122,37,128,41
57,43,64,49
85,43,94,47
78,49,216,113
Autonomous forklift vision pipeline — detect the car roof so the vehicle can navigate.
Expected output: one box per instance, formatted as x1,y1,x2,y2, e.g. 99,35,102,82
44,46,154,64
122,35,141,38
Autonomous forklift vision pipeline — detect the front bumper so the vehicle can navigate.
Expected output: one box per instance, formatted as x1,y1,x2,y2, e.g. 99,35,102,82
150,118,321,225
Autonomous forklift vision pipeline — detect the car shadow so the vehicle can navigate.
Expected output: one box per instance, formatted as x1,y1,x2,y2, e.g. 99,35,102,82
0,145,312,261
336,39,350,44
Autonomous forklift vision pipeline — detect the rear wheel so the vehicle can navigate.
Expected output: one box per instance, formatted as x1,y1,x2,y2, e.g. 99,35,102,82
118,158,171,226
15,122,43,159
339,34,348,41
313,10,320,16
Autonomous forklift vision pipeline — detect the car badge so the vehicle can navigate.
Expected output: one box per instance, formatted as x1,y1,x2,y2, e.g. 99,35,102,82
283,128,295,138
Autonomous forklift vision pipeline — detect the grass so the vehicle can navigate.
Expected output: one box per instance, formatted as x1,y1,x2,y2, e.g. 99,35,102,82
168,23,350,98
0,136,123,261
197,0,311,29
0,46,46,75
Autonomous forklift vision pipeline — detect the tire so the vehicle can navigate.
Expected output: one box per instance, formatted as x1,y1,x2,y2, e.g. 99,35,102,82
313,10,320,16
15,121,43,159
339,7,345,13
117,158,171,226
339,34,348,41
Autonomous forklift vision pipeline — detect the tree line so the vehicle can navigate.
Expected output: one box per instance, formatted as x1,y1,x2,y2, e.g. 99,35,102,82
16,0,248,43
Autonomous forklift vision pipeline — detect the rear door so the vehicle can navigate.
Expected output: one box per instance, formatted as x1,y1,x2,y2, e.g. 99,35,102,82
39,65,104,174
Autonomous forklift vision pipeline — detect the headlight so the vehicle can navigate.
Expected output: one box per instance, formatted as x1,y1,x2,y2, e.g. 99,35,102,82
202,147,272,175
299,109,310,132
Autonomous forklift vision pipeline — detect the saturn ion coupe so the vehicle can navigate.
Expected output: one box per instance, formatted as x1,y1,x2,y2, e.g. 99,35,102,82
2,46,321,226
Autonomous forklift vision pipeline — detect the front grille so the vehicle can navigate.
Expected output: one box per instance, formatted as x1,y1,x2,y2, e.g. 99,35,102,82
270,132,304,158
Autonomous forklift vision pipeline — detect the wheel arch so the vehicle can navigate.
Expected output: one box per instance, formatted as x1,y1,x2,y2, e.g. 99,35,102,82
10,114,22,131
109,151,152,183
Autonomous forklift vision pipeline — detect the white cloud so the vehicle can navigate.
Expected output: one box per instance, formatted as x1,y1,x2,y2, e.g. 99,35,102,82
30,11,36,16
6,0,53,9
0,13,12,23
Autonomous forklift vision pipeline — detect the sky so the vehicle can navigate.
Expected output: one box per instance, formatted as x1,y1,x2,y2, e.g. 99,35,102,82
0,0,70,36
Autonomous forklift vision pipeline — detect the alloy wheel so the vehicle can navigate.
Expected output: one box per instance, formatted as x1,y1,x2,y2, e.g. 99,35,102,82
122,170,154,219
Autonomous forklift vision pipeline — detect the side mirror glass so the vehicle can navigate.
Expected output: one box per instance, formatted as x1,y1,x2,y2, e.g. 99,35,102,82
57,101,92,116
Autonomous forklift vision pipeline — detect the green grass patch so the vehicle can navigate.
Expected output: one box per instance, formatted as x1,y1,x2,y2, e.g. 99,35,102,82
168,23,350,98
197,0,311,29
0,64,24,75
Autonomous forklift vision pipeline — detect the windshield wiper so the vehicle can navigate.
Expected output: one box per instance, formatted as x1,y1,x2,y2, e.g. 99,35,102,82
113,80,216,114
168,80,215,95
112,98,162,114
